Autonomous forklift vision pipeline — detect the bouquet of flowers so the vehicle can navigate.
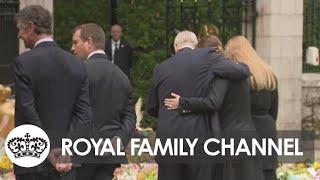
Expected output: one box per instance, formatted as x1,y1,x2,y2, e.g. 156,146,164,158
277,162,320,180
136,164,157,180
0,137,14,180
113,163,157,180
0,155,12,172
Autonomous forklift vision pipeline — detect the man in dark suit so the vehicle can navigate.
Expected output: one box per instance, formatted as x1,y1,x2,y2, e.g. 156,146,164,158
147,31,251,180
71,23,136,180
105,24,132,77
14,5,92,180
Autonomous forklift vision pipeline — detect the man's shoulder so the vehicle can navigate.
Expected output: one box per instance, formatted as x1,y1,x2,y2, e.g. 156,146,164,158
17,47,49,63
86,58,131,86
18,46,80,66
193,47,215,55
120,39,131,48
151,57,175,79
194,47,223,61
86,54,111,64
86,56,121,73
121,39,130,44
20,45,75,57
156,57,172,70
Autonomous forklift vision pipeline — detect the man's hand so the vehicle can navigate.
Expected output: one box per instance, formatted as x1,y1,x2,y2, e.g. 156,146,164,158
48,148,73,173
55,163,72,173
164,93,180,110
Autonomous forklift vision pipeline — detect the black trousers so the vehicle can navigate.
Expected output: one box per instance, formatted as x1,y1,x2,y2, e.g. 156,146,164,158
222,159,263,180
76,164,120,180
15,170,76,180
158,163,223,180
263,169,276,180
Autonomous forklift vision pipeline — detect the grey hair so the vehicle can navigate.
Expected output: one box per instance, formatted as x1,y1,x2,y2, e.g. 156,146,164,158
15,5,52,35
174,30,198,49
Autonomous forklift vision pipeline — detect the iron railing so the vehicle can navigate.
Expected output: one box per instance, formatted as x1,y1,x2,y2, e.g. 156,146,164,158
303,0,320,73
165,0,257,56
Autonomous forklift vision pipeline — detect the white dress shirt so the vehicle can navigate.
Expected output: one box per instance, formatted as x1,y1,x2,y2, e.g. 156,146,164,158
111,39,120,63
87,50,106,59
34,37,54,48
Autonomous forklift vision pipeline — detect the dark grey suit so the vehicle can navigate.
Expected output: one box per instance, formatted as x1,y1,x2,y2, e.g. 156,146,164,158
76,53,136,180
147,47,251,180
14,41,92,180
84,53,135,145
105,38,132,77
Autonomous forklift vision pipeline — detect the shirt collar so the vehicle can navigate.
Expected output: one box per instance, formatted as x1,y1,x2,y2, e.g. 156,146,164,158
179,45,195,50
87,50,106,59
34,37,54,48
112,39,120,45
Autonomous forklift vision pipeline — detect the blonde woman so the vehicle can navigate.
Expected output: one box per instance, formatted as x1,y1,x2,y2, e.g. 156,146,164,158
165,35,278,180
225,36,278,180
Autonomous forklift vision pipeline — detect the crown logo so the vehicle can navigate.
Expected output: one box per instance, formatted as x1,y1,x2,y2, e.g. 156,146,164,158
7,133,48,158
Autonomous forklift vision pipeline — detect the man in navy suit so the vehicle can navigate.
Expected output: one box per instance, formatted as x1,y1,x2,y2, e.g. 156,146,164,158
147,31,251,180
14,5,92,180
71,23,136,180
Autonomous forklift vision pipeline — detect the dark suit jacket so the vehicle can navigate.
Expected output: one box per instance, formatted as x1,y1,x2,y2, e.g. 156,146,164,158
250,89,278,122
13,41,92,174
85,53,136,152
147,47,251,139
179,78,257,132
251,89,278,169
178,78,274,172
105,38,132,77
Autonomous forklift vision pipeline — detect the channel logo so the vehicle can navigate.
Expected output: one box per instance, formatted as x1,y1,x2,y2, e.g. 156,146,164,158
5,125,50,168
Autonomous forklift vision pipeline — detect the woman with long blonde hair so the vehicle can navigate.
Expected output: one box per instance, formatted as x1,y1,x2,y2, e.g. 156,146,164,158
225,36,278,180
225,36,277,91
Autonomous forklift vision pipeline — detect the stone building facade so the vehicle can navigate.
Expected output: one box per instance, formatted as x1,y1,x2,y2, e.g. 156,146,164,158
302,74,320,135
256,0,304,130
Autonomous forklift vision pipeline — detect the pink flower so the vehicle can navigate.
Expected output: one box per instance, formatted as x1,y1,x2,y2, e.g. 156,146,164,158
113,167,122,176
315,169,320,179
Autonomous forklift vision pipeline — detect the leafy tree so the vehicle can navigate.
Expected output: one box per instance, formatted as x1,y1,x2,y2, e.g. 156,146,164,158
54,0,255,128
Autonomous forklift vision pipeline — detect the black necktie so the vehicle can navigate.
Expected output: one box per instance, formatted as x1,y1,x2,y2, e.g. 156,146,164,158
113,42,119,63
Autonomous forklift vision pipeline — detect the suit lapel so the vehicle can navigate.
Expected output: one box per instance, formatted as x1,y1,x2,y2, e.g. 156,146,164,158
119,40,126,53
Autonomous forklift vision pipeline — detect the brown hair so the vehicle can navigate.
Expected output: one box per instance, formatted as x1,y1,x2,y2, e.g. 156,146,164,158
225,36,277,91
73,23,105,50
198,35,224,53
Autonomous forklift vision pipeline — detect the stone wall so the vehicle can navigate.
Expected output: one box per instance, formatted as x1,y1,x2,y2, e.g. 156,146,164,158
255,0,303,130
302,73,320,135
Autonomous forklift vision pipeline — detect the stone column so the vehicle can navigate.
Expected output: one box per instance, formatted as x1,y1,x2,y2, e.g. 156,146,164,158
255,0,303,130
19,0,54,54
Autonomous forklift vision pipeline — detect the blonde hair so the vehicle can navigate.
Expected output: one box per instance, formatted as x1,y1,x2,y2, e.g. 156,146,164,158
174,30,198,49
225,36,277,91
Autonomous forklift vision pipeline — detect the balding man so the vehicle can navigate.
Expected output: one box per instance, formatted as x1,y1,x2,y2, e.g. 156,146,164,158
147,31,251,180
105,24,132,77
